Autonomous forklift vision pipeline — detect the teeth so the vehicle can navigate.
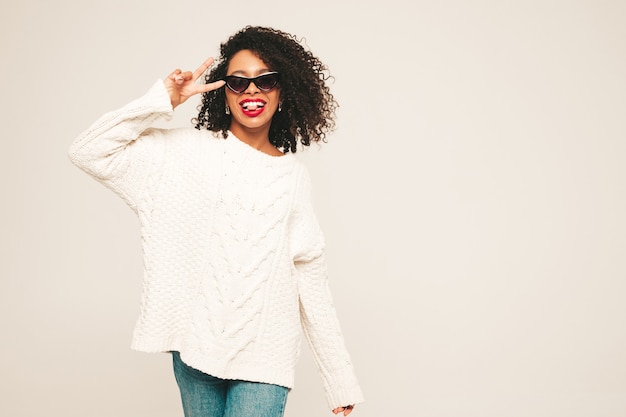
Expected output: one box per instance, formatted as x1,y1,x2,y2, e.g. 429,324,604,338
241,101,265,110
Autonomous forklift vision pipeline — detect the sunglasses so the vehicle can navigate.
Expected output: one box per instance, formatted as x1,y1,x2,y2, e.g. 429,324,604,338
224,72,280,94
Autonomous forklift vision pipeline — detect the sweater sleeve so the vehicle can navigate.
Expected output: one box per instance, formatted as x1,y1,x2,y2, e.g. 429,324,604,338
68,80,174,211
296,254,365,410
291,167,364,410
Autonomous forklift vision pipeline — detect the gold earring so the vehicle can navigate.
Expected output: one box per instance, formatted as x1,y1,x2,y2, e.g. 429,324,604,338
225,104,230,115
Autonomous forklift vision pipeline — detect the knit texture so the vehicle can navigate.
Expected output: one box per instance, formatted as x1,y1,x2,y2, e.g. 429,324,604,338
68,80,364,409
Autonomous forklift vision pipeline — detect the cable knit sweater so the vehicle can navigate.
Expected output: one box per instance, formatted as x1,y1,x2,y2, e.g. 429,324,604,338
68,80,363,409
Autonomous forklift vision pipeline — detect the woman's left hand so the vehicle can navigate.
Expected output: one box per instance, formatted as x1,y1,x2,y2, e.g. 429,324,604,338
332,405,354,416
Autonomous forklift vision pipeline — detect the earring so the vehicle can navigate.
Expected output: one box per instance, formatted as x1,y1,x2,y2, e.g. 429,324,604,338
225,104,230,115
278,102,282,112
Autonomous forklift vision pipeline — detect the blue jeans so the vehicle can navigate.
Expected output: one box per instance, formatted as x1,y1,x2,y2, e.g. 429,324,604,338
172,352,289,417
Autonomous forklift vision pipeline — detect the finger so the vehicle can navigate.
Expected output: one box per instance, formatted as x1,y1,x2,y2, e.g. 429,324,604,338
197,79,226,93
169,70,193,86
175,70,193,85
168,68,182,81
166,69,186,86
193,57,216,81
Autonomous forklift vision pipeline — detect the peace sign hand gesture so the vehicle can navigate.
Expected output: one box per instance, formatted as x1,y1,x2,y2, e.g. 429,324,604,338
164,57,225,109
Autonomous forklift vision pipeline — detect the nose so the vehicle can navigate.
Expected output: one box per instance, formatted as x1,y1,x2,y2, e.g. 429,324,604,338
244,80,260,94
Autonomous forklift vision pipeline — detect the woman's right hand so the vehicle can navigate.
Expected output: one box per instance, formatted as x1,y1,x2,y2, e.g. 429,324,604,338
333,405,354,416
164,57,225,109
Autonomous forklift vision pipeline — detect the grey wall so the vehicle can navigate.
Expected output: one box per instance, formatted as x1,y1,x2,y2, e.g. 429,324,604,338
1,1,625,416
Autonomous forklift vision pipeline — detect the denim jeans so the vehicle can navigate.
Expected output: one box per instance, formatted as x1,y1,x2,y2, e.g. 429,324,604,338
172,351,289,417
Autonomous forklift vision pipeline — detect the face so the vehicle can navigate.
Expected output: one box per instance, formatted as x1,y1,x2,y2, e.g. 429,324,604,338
225,49,281,138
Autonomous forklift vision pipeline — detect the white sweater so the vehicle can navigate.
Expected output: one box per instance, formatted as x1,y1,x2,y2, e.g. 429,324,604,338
68,81,363,409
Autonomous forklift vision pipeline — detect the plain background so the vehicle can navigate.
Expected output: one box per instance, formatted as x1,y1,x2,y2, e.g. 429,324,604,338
1,1,625,416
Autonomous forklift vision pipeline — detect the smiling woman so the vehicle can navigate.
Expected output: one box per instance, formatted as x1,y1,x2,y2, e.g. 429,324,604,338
67,25,362,417
223,50,283,154
195,26,338,155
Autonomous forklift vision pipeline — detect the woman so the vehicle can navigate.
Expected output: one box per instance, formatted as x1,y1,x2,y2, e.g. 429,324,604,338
69,26,363,417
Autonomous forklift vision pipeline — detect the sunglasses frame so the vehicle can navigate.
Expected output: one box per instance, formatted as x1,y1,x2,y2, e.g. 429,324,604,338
224,72,281,94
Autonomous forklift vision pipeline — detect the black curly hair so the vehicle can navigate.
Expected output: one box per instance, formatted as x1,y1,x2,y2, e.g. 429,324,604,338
194,26,338,154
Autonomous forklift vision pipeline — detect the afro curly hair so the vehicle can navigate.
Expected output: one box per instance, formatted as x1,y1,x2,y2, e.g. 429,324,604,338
194,26,338,154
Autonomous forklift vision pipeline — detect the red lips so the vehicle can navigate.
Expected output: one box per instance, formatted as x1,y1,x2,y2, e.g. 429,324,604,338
239,98,267,117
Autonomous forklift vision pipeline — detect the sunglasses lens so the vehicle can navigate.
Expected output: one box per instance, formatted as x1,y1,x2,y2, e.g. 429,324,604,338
255,73,279,91
226,77,250,93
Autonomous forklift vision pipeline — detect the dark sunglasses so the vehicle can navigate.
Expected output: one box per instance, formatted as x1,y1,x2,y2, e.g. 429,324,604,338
224,72,280,94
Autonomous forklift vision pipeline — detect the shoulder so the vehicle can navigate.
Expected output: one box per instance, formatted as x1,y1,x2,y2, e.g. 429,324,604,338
164,127,220,142
129,128,225,167
292,158,312,187
139,127,223,148
286,158,315,206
